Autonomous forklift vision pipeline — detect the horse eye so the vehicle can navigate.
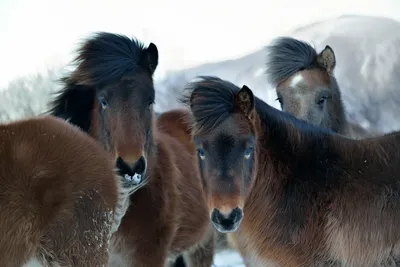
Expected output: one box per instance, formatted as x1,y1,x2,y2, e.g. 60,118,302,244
98,96,108,109
317,96,327,105
197,148,205,160
244,147,254,159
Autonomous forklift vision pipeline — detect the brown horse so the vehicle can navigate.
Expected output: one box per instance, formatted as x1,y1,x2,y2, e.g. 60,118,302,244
48,32,215,267
0,115,140,267
265,36,377,139
157,109,237,259
183,76,400,267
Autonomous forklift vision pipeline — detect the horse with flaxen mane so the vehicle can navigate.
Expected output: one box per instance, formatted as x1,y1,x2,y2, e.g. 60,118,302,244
48,32,215,267
265,36,378,139
182,76,400,267
0,115,139,267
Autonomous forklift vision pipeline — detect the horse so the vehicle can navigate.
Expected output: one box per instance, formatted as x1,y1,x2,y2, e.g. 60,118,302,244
182,76,400,267
265,36,378,139
48,32,215,267
0,115,140,267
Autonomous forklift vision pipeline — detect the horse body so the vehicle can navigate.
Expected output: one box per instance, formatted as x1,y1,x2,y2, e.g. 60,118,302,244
111,122,213,266
265,36,378,139
0,115,123,267
184,76,400,267
49,32,214,267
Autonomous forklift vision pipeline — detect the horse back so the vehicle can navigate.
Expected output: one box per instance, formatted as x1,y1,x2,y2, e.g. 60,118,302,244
0,115,118,266
157,109,196,154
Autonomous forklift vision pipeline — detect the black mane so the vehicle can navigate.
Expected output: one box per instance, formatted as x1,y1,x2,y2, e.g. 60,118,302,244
265,37,318,86
181,76,335,137
47,32,149,132
66,31,147,86
181,76,238,135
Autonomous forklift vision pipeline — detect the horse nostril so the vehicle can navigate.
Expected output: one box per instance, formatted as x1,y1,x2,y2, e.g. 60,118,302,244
133,156,147,175
212,208,243,225
211,208,222,224
230,207,243,223
116,156,133,175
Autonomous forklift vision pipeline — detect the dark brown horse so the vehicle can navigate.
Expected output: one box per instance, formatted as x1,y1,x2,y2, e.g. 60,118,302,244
48,32,215,267
0,115,139,266
265,36,377,139
183,76,400,267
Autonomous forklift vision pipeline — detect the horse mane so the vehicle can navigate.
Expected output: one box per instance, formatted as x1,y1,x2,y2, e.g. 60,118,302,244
47,32,148,132
181,76,336,138
181,76,240,135
265,37,318,86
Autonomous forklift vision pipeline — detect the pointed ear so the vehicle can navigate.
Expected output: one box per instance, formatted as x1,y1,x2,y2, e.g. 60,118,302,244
235,85,255,116
140,42,159,75
316,45,336,75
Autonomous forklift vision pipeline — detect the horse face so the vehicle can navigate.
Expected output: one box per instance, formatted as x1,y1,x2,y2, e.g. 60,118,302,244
276,69,336,128
275,44,343,132
95,44,158,180
193,86,256,233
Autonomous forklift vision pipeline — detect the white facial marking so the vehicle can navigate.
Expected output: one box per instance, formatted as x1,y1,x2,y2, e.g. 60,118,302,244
290,73,304,88
124,173,142,185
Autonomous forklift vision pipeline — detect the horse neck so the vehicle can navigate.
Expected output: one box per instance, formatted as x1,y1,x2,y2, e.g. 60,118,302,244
145,125,160,174
252,98,332,185
327,78,348,135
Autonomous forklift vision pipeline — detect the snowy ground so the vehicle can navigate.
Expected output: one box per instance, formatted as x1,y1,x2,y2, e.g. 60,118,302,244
213,250,244,267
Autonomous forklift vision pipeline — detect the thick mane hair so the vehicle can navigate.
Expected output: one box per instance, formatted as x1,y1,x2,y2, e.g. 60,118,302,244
66,31,147,86
181,76,335,137
47,32,149,132
181,76,239,135
265,37,318,86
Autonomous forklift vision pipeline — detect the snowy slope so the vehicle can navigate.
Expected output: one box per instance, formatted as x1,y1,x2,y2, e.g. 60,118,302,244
154,15,400,134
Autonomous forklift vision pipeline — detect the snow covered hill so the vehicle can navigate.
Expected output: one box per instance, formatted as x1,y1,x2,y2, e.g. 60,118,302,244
155,15,400,134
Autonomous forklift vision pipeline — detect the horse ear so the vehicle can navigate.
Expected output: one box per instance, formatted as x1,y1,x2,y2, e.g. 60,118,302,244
140,42,159,75
235,85,255,117
316,45,336,75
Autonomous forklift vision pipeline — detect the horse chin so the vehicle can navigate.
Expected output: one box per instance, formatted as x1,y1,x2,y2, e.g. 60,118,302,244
211,220,242,233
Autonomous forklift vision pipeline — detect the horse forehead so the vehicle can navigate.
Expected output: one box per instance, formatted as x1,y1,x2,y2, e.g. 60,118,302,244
289,73,304,88
279,69,330,94
117,72,154,98
220,115,251,135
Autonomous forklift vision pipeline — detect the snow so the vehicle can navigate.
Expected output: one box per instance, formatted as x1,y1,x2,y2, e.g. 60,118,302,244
214,250,245,267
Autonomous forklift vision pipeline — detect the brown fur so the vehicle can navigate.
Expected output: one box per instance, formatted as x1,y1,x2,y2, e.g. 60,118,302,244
265,37,380,140
49,32,215,267
184,76,400,267
157,109,232,254
111,108,215,267
157,109,196,155
0,115,120,267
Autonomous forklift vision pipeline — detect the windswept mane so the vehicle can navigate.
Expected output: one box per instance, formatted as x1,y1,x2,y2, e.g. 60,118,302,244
181,76,240,135
181,76,336,138
265,37,318,86
47,32,148,131
65,31,147,86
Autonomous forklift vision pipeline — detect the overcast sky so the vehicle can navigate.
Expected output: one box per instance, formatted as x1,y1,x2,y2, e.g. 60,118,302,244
1,0,400,88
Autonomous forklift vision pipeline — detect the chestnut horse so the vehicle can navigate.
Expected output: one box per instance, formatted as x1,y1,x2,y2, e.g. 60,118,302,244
0,115,139,267
265,36,378,139
183,76,400,267
48,32,215,267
